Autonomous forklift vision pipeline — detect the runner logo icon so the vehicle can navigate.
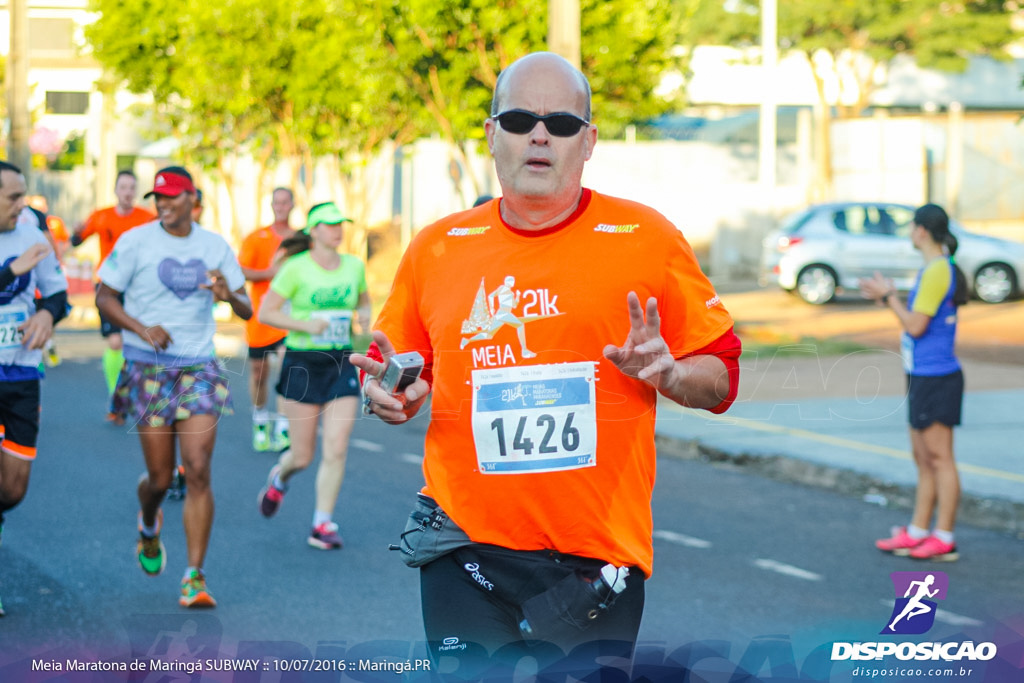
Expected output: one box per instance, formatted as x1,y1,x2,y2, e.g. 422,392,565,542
881,571,948,635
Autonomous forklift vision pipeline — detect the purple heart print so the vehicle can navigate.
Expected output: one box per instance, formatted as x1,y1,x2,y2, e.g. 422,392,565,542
158,258,207,300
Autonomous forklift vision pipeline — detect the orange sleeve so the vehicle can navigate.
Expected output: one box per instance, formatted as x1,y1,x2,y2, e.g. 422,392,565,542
78,210,100,240
659,228,734,356
373,238,435,370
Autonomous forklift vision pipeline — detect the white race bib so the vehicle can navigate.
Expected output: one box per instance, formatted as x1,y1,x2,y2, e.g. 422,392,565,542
471,362,597,475
0,306,29,350
309,310,352,346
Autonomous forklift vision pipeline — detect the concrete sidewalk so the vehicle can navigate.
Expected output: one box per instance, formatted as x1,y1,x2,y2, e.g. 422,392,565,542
654,351,1024,536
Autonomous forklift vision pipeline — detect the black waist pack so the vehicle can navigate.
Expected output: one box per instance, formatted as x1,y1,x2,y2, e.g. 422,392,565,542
390,493,473,567
451,544,627,641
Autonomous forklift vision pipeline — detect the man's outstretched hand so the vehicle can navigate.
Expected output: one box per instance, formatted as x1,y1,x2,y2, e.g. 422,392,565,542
603,292,675,390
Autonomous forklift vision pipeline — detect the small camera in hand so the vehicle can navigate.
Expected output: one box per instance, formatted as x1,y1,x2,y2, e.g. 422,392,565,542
362,351,424,415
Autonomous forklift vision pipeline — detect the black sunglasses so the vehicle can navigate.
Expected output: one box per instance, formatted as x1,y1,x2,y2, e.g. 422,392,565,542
492,109,590,137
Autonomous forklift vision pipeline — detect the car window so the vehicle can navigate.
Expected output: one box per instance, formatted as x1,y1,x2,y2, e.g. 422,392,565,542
832,210,849,232
836,207,870,235
836,206,899,237
886,206,915,238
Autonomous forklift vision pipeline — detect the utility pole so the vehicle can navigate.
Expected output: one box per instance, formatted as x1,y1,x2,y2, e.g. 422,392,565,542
758,0,778,197
7,0,32,170
548,0,581,69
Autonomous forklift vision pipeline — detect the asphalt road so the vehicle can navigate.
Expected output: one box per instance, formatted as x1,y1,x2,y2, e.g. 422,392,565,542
1,351,1022,681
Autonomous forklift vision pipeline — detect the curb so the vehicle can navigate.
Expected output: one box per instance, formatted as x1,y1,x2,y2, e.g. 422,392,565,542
655,434,1024,539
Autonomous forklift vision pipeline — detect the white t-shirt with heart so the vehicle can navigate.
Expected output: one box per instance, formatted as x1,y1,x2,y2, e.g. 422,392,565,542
98,221,245,366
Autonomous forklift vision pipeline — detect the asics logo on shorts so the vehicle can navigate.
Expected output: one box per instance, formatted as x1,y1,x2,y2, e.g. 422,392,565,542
463,562,494,591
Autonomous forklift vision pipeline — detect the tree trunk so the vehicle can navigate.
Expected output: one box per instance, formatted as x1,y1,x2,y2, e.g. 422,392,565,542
216,155,244,247
810,54,835,202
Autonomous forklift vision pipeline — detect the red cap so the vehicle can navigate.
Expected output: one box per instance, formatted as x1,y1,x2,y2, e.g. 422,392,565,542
144,171,196,198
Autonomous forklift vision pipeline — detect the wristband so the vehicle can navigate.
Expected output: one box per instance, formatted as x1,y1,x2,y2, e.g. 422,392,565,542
882,290,896,305
36,290,69,324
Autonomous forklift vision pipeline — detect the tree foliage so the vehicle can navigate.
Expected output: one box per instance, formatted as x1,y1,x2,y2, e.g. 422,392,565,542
84,0,683,224
85,0,682,148
687,0,1020,114
370,0,680,197
682,0,1020,197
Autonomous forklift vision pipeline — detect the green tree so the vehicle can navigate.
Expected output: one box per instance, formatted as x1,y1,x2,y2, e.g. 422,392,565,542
85,0,417,250
685,0,1020,194
376,0,682,201
85,0,684,231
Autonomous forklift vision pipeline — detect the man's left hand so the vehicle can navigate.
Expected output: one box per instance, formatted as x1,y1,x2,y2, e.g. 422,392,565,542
603,292,675,390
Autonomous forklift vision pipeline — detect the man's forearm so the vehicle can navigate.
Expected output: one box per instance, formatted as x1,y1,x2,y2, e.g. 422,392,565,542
659,355,731,410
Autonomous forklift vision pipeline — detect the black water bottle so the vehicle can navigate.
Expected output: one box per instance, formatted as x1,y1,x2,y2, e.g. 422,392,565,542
519,564,629,637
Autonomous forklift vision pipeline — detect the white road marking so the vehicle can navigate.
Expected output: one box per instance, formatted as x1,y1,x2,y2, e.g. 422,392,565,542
753,558,823,581
653,530,712,549
351,439,384,452
400,453,424,466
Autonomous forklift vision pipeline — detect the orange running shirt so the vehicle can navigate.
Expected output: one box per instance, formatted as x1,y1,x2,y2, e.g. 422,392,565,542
375,190,735,577
238,226,291,347
78,206,155,266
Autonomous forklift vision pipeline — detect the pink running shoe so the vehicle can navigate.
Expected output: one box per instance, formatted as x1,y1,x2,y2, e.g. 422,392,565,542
875,526,925,556
258,465,286,518
308,522,344,550
909,535,959,562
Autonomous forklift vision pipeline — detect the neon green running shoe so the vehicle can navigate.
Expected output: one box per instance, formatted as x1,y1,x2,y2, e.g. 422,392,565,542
270,425,290,452
252,422,272,452
179,569,217,608
137,509,166,576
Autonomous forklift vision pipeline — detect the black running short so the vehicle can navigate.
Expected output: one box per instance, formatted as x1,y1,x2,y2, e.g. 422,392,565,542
247,338,284,360
98,285,124,338
276,349,359,404
0,379,41,460
419,544,644,670
907,369,963,429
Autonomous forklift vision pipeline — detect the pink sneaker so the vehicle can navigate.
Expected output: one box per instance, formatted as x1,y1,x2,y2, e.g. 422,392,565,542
258,465,286,518
909,535,959,562
308,522,343,550
875,526,925,556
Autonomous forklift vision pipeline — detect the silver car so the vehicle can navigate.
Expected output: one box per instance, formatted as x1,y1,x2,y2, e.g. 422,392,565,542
760,201,1024,304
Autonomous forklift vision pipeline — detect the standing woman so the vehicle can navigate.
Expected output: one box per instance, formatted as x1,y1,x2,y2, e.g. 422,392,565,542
97,167,252,607
860,203,968,562
256,202,370,550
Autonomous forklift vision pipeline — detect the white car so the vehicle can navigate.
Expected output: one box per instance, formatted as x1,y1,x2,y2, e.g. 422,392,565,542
760,202,1024,304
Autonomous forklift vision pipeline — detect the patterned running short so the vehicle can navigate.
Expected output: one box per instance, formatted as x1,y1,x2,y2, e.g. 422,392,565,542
113,359,233,428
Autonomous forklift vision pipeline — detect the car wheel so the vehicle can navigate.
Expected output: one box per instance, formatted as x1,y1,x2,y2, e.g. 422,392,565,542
973,263,1017,304
796,265,838,304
